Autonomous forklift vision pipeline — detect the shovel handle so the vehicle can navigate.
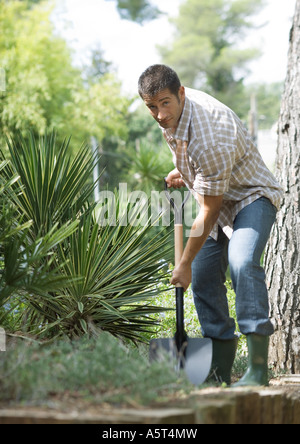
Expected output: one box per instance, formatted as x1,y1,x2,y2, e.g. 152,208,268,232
175,286,187,353
164,178,189,283
174,224,183,268
164,178,189,351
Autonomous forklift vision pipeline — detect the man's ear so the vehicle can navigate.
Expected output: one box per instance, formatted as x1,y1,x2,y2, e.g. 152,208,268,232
179,86,185,101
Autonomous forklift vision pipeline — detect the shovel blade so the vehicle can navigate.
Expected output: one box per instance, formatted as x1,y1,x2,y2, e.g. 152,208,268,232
184,338,212,385
149,337,212,385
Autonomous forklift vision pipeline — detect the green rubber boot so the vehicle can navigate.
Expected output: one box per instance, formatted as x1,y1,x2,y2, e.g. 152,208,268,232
233,334,269,387
208,338,238,386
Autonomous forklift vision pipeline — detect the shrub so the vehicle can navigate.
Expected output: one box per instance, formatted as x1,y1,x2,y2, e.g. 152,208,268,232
1,132,171,343
0,334,191,405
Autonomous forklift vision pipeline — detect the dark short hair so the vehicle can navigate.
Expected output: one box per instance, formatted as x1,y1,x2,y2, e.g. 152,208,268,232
138,65,181,98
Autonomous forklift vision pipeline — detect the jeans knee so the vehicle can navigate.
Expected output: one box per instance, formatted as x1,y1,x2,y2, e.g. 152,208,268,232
230,254,254,278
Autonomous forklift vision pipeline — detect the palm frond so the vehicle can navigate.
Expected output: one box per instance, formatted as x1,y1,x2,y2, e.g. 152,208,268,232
25,201,171,341
5,131,99,236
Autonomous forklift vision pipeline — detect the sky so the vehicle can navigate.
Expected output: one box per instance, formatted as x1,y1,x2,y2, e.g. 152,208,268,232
54,0,296,95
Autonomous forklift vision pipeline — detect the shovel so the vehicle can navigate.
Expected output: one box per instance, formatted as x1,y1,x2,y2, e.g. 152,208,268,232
149,180,212,385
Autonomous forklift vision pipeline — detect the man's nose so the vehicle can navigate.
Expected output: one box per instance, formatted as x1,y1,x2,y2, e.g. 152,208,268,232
157,109,167,121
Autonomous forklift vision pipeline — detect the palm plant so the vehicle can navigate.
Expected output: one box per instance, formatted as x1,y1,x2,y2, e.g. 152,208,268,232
126,140,174,194
4,132,97,237
30,208,171,341
2,132,172,342
0,159,78,328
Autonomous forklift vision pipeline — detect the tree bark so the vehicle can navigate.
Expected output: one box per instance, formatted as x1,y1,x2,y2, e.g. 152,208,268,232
265,0,300,374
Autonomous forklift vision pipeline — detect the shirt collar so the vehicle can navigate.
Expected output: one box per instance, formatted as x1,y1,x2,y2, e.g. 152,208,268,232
174,95,192,141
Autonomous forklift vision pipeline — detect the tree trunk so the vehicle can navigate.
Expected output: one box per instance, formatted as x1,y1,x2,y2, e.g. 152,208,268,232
265,0,300,374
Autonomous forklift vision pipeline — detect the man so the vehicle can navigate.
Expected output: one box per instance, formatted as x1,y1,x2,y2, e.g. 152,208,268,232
138,64,283,386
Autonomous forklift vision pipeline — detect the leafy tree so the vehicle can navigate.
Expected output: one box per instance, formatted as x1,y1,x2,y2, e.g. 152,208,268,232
5,0,161,24
0,1,131,152
159,0,266,116
82,45,113,84
111,0,161,24
0,2,78,139
69,74,132,148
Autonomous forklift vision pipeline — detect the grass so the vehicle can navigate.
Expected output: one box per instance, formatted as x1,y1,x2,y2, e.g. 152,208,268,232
0,333,194,407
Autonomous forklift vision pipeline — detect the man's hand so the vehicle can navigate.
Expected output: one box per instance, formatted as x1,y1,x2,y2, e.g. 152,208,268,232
166,169,186,189
170,262,192,292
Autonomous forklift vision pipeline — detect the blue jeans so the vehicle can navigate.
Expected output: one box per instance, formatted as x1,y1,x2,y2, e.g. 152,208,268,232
191,197,277,340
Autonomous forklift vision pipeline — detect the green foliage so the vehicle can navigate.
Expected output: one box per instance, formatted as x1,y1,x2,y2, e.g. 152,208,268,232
159,0,266,117
0,333,191,405
1,132,171,343
29,208,172,341
113,0,161,24
0,2,78,136
70,74,132,148
126,141,174,194
0,158,79,326
4,132,98,237
0,1,131,151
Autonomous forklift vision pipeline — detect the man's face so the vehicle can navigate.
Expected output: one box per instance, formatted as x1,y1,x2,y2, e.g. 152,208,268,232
142,86,185,131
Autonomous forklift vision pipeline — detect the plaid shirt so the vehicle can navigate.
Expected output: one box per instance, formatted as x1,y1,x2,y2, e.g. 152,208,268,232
162,88,283,240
